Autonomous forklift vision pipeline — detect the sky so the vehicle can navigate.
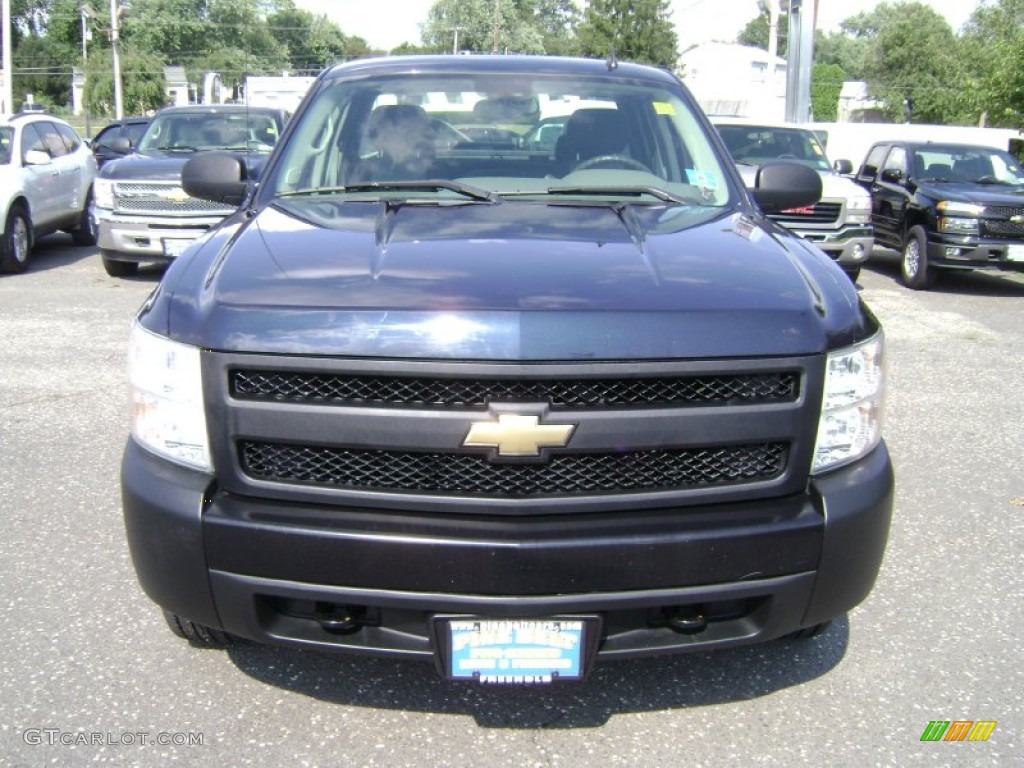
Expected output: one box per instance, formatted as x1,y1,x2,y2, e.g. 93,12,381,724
293,0,978,53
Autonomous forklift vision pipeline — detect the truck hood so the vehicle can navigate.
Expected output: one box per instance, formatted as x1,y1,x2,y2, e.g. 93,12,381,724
158,199,865,360
100,150,271,181
915,180,1024,204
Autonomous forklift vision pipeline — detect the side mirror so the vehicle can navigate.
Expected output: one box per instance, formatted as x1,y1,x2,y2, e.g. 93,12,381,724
749,161,822,214
880,168,904,184
24,149,51,166
111,136,133,155
182,152,248,207
833,158,853,175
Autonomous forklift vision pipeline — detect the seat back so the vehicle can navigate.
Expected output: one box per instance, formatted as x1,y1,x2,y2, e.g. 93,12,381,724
554,108,628,171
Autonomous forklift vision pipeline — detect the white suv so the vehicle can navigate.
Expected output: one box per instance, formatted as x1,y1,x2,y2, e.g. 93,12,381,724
0,112,98,273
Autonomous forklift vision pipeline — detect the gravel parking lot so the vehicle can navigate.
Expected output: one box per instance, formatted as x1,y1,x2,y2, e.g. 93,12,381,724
1,237,1021,766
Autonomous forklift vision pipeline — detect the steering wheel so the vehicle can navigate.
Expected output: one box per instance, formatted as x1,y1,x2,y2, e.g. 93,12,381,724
574,154,653,174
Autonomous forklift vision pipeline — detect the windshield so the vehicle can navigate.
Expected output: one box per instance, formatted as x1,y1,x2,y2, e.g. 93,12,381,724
267,71,733,206
717,124,832,172
911,145,1024,184
137,112,280,152
0,127,11,165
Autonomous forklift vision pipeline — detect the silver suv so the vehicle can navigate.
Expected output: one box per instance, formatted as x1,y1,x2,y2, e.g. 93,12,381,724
0,112,98,273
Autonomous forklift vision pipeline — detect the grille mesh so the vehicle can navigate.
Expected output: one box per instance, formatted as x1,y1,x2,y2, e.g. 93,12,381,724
114,183,235,216
239,440,789,496
982,219,1024,238
772,202,842,225
230,370,799,408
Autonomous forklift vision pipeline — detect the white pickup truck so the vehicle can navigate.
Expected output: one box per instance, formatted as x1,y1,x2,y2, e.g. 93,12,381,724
713,118,874,282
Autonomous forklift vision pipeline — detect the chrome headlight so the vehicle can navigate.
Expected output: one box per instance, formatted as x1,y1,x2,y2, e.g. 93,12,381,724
812,331,886,474
128,322,212,472
937,201,985,217
846,194,872,224
938,216,980,234
93,178,116,209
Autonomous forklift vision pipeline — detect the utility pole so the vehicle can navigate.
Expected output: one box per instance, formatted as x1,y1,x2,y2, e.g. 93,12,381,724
81,4,96,136
451,26,464,55
110,0,123,118
785,0,817,123
2,0,12,114
492,0,501,54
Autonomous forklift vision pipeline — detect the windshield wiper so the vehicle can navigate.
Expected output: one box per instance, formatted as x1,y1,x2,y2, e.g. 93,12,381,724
155,145,198,152
543,185,693,204
279,179,500,203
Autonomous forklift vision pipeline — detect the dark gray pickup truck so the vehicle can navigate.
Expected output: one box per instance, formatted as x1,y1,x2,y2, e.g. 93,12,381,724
121,55,893,685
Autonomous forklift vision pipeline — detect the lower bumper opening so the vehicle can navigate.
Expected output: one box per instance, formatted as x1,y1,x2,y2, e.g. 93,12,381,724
211,571,817,662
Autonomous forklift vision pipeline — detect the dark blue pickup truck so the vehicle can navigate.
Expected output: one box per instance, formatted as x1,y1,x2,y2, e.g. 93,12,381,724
121,55,893,684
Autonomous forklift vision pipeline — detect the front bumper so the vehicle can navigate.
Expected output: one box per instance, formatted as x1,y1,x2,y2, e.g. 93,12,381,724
96,211,222,261
926,234,1024,271
793,226,874,266
122,438,894,664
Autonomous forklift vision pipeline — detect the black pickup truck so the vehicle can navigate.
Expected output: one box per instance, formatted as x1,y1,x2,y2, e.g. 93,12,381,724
855,140,1024,288
121,55,893,684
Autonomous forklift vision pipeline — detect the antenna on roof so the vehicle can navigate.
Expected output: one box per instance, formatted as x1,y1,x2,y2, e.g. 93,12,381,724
607,46,619,71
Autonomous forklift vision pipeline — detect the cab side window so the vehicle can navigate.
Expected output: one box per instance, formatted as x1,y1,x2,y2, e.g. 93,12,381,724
20,123,48,161
859,144,888,183
35,121,69,157
54,122,82,152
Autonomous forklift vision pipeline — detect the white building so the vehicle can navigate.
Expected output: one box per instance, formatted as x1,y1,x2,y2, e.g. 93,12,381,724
679,42,787,122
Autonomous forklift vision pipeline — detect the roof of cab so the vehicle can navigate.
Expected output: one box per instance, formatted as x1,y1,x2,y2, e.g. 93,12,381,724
319,55,680,85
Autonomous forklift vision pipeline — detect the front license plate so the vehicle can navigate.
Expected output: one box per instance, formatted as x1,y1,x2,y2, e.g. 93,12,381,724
1007,245,1024,262
447,619,586,683
163,238,194,258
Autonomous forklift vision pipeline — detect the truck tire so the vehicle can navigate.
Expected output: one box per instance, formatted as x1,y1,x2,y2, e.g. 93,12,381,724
1,205,31,274
71,190,99,246
162,610,233,649
901,226,936,289
101,250,138,277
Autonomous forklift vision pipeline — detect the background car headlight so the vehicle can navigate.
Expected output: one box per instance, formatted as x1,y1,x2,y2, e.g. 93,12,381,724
128,322,212,472
812,331,885,474
93,178,115,209
846,195,872,224
938,216,980,234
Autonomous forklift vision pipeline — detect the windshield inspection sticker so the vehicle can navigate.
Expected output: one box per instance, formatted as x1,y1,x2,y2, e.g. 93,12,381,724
653,102,676,115
685,169,718,190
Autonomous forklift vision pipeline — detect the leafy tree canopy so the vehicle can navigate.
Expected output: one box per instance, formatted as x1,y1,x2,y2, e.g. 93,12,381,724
576,0,679,69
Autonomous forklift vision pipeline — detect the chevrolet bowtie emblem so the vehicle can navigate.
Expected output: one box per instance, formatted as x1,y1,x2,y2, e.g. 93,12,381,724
1011,214,1024,225
163,188,192,203
463,414,575,457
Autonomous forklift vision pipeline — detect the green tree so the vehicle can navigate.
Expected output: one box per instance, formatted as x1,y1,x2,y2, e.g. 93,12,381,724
85,45,168,115
811,62,845,121
421,0,547,54
737,9,788,57
959,0,1024,128
576,0,678,69
859,2,962,123
267,7,347,70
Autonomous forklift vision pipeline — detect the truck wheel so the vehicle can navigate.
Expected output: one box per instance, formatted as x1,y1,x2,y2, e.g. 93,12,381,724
1,205,31,274
101,250,138,277
901,226,936,289
71,190,99,246
787,621,832,640
842,267,861,283
162,610,233,649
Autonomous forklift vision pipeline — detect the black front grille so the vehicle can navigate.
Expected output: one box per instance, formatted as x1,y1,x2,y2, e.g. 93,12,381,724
239,440,789,496
984,206,1024,219
982,219,1024,238
772,202,842,225
230,370,799,409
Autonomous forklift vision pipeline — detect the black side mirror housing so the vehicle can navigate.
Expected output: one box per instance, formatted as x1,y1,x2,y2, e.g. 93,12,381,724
182,153,249,207
833,158,853,175
880,168,904,184
111,136,133,155
749,161,822,214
